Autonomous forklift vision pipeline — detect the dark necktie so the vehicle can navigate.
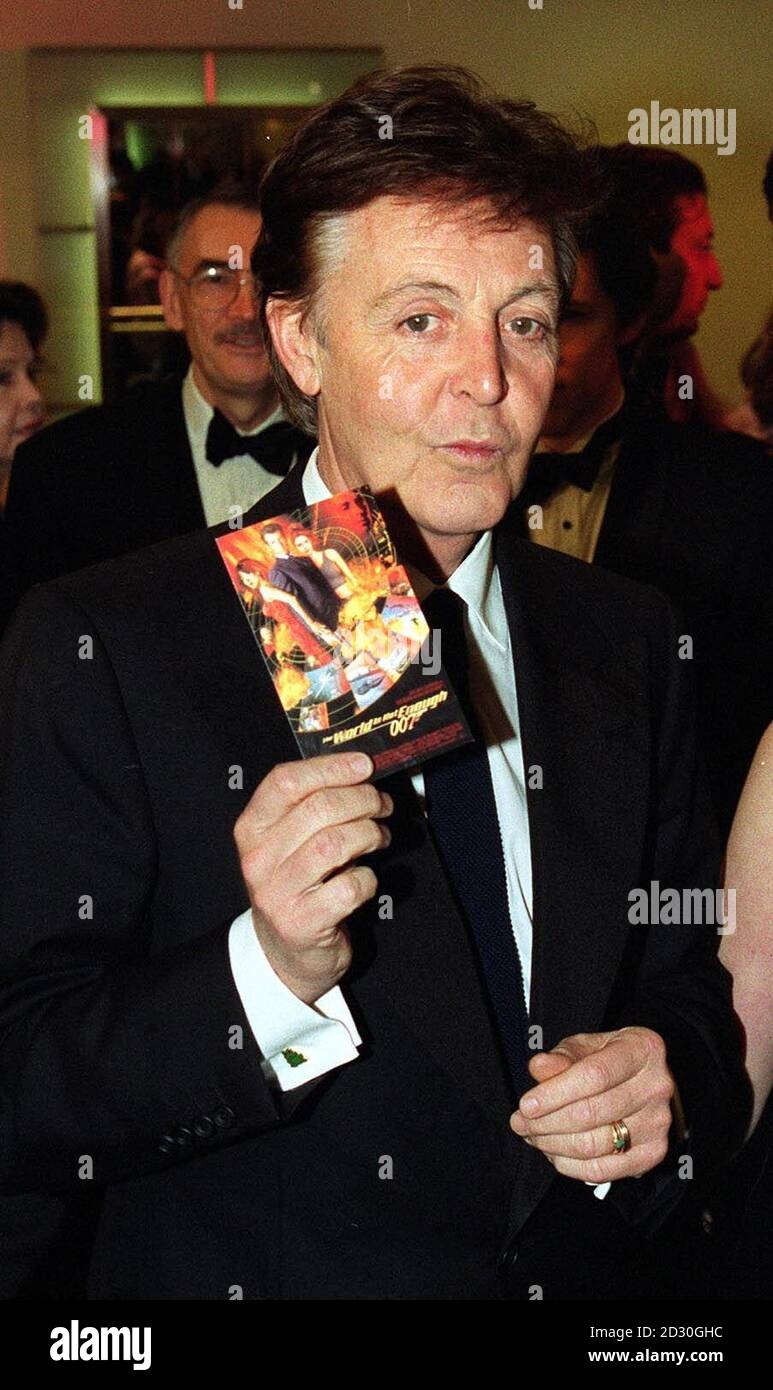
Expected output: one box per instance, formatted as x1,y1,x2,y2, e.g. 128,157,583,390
205,410,308,475
422,587,532,1102
521,406,626,508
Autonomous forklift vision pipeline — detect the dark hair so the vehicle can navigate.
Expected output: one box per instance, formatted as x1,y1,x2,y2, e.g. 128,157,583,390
254,65,601,433
576,151,658,332
604,146,707,254
763,149,773,216
0,282,48,351
166,181,263,268
260,523,284,541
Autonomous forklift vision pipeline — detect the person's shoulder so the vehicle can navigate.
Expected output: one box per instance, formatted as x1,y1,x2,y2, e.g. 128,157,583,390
640,412,770,482
14,377,186,465
10,519,221,646
499,522,674,637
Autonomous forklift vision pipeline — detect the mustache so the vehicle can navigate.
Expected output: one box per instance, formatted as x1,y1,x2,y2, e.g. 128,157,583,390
215,325,263,344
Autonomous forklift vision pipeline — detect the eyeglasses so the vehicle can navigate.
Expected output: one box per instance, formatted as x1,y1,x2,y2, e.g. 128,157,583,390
171,265,259,310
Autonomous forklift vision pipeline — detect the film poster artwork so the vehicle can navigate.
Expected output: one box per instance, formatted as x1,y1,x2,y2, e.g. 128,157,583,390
215,488,473,778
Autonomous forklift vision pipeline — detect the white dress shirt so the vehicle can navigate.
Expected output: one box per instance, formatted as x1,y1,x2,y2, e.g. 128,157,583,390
225,447,611,1198
182,365,299,527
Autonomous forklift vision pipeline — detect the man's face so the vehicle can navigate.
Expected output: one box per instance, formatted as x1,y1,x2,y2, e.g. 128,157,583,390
264,531,287,558
661,193,723,337
541,252,625,441
275,197,560,549
160,204,272,400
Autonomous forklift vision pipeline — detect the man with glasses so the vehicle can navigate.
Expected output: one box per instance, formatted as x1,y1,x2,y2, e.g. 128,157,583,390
1,185,313,634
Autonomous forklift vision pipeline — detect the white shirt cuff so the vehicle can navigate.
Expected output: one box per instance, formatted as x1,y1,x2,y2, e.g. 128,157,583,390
228,908,362,1091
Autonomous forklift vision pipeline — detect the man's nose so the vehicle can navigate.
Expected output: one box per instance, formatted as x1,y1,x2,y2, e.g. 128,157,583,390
228,275,260,317
449,326,507,404
20,374,43,411
707,254,723,291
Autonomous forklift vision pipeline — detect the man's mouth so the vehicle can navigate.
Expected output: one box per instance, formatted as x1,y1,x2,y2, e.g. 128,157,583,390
218,335,263,350
14,418,44,440
435,439,505,464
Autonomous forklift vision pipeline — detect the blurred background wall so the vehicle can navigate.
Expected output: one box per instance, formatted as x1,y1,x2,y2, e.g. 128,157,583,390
0,0,769,408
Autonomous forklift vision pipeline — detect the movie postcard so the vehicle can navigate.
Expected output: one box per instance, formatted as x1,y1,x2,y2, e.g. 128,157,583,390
215,487,473,779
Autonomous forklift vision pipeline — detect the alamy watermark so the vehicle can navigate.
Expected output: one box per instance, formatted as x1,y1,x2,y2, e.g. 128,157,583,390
628,881,736,934
628,102,736,156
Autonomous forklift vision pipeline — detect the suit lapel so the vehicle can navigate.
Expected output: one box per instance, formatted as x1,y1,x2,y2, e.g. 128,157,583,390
594,423,671,576
494,517,650,1053
140,378,207,539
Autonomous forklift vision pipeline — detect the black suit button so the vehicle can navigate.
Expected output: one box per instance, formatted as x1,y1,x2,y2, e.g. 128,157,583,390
213,1104,235,1130
158,1134,177,1155
193,1116,215,1139
173,1125,194,1148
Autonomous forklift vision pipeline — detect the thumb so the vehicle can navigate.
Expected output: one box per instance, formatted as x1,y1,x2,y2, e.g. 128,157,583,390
528,1050,572,1081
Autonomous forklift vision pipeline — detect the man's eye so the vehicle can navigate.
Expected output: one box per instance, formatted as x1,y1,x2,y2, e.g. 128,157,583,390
401,314,436,333
201,268,229,284
507,316,546,340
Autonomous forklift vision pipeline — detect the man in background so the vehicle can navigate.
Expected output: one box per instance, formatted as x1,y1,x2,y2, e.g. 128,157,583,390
1,185,312,633
520,176,772,838
608,144,725,426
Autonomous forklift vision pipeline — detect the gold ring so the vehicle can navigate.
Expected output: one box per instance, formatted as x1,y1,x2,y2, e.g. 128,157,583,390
611,1120,631,1154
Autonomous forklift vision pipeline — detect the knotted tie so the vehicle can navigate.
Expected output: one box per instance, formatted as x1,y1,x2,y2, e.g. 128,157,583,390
205,411,308,474
521,406,626,507
422,586,532,1101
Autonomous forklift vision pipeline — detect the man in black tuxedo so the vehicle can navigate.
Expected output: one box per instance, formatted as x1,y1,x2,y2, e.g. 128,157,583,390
0,186,313,633
521,192,772,839
0,68,749,1301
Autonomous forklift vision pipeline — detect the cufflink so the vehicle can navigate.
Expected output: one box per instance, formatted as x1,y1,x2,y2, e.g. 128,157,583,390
282,1048,308,1067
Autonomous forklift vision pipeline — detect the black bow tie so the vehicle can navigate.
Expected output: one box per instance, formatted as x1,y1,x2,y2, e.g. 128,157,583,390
205,410,304,475
523,407,626,505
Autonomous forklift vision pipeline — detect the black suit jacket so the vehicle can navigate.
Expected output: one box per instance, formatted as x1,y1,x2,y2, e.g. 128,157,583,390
0,376,312,634
535,408,773,837
0,469,749,1299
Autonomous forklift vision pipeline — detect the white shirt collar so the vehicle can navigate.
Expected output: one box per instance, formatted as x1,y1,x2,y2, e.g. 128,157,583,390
182,363,286,441
301,445,500,645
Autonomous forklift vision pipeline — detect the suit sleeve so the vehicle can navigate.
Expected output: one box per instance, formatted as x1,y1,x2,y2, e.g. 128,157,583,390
0,585,321,1196
604,588,752,1234
0,433,71,634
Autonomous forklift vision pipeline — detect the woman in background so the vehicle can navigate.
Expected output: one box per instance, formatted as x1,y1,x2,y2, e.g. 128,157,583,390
0,281,47,515
721,722,773,1137
706,724,773,1297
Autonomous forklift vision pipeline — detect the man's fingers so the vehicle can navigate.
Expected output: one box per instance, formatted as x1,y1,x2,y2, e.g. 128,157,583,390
512,1069,671,1138
286,816,390,897
528,1052,571,1081
235,752,374,841
517,1033,661,1119
539,1130,673,1184
516,1099,672,1161
258,783,393,869
301,864,380,934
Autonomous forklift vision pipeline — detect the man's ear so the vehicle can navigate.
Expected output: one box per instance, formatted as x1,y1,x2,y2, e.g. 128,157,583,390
265,298,322,400
159,268,184,332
